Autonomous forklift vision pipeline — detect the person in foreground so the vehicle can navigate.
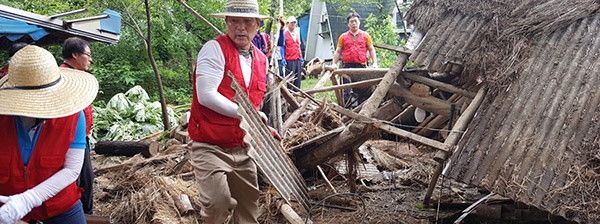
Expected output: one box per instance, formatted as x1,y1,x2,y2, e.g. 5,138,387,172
188,0,275,223
60,36,95,214
0,45,98,224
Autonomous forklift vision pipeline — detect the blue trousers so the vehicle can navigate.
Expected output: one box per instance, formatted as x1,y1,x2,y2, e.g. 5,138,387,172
29,201,86,224
284,59,303,89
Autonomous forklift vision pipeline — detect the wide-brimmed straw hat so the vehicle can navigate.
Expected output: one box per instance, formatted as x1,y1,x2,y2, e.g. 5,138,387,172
0,45,98,118
209,0,270,20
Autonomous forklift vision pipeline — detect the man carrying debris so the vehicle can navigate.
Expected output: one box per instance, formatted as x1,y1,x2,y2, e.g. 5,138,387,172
332,12,378,105
188,0,275,223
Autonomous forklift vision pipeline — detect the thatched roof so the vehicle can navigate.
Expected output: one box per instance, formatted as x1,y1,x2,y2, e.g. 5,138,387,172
406,0,600,223
406,0,600,89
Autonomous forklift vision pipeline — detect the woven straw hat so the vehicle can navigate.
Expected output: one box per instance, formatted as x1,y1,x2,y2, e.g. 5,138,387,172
209,0,270,20
0,45,98,118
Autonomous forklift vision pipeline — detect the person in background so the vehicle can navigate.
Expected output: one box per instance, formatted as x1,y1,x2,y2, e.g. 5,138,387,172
0,45,98,224
278,15,304,89
332,12,378,104
252,20,271,57
0,42,28,79
189,0,278,223
60,36,95,215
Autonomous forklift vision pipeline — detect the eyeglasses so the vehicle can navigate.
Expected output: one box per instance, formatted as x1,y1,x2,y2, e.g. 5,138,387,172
81,52,92,58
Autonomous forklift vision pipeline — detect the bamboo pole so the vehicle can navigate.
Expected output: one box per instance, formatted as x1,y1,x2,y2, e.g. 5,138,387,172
423,85,487,205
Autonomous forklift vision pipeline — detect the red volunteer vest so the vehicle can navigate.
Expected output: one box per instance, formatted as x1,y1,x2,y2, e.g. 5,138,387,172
284,30,302,60
341,30,368,64
60,63,93,136
189,35,268,148
0,114,81,221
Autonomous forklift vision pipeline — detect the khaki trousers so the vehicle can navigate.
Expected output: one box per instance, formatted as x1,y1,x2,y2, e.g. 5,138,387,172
189,141,260,224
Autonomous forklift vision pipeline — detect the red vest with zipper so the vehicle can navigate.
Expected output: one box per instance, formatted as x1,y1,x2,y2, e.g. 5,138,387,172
341,30,368,64
189,35,267,148
60,63,93,136
0,114,81,221
284,30,302,61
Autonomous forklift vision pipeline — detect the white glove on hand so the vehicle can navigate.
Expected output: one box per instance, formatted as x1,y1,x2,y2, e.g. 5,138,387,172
372,62,379,68
0,190,43,224
258,111,268,124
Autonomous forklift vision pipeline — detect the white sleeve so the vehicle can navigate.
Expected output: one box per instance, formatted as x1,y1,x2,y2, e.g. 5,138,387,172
195,40,240,118
30,148,84,202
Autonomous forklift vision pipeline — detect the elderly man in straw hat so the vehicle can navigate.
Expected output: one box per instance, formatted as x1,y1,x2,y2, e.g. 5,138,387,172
188,0,276,223
0,45,98,224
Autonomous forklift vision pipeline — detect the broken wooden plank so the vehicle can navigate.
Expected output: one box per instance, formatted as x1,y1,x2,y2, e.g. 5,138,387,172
172,194,194,215
85,214,111,224
280,85,300,110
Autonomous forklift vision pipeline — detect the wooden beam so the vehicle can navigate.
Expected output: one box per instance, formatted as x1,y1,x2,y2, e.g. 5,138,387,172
389,83,453,117
437,85,487,158
329,103,450,151
305,78,382,94
280,86,300,110
403,73,476,98
373,43,413,55
333,68,388,76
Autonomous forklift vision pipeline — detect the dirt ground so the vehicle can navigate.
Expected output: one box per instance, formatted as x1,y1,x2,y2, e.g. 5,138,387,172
90,139,504,224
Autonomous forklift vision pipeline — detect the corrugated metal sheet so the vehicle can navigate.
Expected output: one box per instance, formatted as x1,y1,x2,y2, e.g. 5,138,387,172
445,13,600,223
409,13,487,73
227,72,311,215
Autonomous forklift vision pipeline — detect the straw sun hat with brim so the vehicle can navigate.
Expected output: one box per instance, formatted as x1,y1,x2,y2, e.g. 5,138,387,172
209,0,270,20
0,45,98,119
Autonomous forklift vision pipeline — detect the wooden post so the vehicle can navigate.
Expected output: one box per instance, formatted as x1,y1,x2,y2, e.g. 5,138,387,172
423,85,487,205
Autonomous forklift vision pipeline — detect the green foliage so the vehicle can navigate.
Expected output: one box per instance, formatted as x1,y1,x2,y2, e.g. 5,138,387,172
93,85,177,142
364,14,405,68
302,76,336,103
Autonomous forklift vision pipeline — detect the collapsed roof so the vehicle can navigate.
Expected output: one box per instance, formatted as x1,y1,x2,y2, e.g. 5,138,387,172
406,0,600,222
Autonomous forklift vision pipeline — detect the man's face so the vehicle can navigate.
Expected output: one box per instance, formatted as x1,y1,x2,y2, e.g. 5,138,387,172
287,21,297,31
347,16,360,32
71,45,92,71
226,16,260,50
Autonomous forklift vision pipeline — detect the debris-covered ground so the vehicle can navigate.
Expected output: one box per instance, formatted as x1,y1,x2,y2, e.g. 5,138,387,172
89,134,565,224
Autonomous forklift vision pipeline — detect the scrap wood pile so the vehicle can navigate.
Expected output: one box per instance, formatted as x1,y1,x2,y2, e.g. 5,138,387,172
89,45,487,223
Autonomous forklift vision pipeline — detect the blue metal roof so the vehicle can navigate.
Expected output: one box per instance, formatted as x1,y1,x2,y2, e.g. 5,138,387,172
0,16,49,41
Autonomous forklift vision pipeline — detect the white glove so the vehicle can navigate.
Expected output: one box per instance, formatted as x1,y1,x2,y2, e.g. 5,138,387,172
0,190,43,224
258,111,268,124
372,62,379,68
